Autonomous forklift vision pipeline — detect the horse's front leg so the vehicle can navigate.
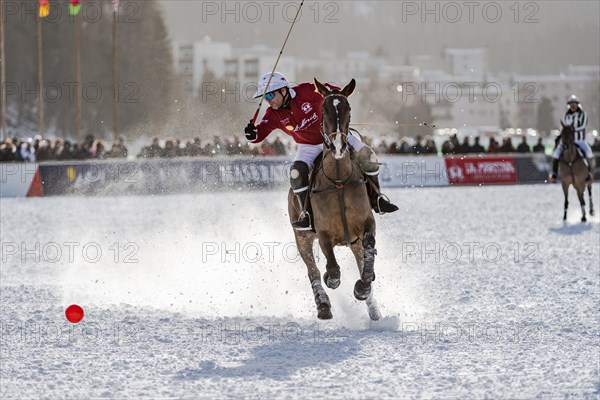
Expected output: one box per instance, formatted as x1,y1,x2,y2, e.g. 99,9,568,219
562,182,569,221
588,182,595,216
294,231,332,319
318,234,341,290
351,230,376,300
350,233,381,321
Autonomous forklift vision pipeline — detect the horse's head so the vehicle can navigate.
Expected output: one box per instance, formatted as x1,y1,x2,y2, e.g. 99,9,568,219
560,121,575,146
314,78,356,160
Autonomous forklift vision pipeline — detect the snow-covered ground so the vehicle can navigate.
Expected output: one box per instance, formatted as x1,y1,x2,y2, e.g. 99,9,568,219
1,184,599,399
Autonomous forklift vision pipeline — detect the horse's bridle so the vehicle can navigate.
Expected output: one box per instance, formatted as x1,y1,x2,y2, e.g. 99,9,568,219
319,93,354,148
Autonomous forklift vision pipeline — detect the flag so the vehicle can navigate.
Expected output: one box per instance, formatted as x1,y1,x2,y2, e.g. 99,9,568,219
112,0,119,12
39,0,49,18
69,0,81,16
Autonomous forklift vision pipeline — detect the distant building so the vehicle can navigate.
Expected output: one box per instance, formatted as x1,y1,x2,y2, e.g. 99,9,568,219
173,36,233,96
171,40,598,133
226,44,296,88
444,48,488,81
173,38,297,99
513,65,600,132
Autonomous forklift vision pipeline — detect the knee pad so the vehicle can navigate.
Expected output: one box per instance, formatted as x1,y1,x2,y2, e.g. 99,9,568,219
357,147,380,176
290,161,310,191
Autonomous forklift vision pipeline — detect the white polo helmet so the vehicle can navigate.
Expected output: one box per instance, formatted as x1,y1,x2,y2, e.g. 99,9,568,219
566,95,580,105
253,72,296,99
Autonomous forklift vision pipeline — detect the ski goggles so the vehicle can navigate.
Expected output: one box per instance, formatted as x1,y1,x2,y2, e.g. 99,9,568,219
264,91,277,101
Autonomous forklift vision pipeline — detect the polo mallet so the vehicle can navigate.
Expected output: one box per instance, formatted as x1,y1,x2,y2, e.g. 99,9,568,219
250,0,305,126
351,122,437,128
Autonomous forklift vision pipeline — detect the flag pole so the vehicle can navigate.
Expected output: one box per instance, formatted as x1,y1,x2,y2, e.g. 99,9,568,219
0,0,7,141
38,7,45,136
111,3,117,142
76,10,81,144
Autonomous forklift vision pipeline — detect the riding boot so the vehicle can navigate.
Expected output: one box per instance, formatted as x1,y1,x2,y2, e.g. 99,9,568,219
549,159,559,182
586,158,593,182
366,174,399,214
290,161,313,231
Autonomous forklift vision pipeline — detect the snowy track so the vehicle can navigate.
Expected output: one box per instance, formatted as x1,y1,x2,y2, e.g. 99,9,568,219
1,184,599,398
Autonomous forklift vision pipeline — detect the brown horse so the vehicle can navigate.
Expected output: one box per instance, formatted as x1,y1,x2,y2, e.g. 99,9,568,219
559,122,594,222
287,78,381,320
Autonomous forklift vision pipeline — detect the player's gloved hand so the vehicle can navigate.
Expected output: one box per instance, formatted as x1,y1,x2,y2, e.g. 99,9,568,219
244,121,257,141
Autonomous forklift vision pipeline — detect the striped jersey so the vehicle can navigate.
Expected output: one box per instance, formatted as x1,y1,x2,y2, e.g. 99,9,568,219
562,108,588,141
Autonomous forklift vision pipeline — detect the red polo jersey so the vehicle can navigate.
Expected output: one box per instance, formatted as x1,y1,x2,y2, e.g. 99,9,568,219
252,82,339,145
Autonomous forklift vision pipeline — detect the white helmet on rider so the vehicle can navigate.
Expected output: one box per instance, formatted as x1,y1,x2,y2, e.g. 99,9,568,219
253,72,296,99
566,95,580,105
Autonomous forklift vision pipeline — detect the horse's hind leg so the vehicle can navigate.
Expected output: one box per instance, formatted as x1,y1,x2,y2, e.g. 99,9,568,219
295,232,332,319
318,236,341,290
588,183,594,216
350,237,381,321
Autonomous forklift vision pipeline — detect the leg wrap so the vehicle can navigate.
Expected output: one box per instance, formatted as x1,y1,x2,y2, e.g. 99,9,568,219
311,281,331,307
362,232,377,283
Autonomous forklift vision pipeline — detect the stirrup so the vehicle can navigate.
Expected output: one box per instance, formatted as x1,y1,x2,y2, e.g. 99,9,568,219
292,211,313,231
373,194,397,215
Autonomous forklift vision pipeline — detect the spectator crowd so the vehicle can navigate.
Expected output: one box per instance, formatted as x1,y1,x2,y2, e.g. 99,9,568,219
0,134,128,162
2,133,600,163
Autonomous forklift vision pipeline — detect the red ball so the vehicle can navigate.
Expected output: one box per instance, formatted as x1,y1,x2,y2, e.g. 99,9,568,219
65,304,84,323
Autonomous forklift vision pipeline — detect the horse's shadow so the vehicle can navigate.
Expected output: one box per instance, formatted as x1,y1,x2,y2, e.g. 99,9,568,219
549,222,593,235
174,335,359,381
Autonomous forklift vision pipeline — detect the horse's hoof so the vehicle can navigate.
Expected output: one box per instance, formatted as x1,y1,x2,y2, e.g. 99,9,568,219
590,210,595,216
582,217,587,222
317,304,333,320
323,272,340,289
354,279,371,301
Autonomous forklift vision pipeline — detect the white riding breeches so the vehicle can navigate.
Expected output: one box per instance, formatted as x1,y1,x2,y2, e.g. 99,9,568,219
347,132,366,151
293,133,366,169
553,140,593,159
294,144,323,170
